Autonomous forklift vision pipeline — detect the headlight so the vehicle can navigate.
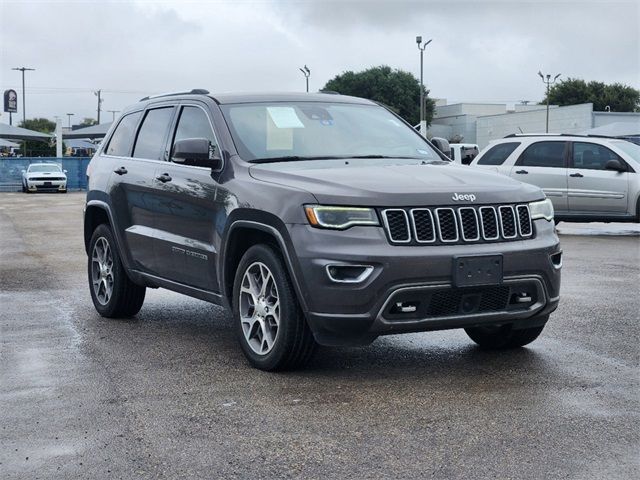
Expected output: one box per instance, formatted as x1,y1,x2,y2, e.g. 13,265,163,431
304,205,379,229
529,198,554,222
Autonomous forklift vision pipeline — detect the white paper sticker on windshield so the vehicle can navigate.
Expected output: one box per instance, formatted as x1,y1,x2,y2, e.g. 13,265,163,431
267,107,305,129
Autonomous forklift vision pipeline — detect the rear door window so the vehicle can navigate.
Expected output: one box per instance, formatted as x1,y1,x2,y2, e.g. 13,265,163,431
517,141,567,168
571,142,624,170
132,107,175,161
477,142,520,165
105,111,142,157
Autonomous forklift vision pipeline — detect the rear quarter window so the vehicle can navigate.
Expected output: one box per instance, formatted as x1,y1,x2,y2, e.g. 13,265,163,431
477,142,520,165
105,111,142,157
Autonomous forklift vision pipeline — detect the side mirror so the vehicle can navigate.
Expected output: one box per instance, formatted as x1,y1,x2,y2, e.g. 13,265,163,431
63,169,68,173
431,137,451,158
604,158,626,172
172,138,222,169
21,169,26,174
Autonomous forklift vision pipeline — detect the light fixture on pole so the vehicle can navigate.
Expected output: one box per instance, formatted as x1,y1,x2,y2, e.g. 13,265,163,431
416,36,432,137
12,66,35,124
538,71,561,133
299,65,311,93
107,110,120,121
66,113,74,129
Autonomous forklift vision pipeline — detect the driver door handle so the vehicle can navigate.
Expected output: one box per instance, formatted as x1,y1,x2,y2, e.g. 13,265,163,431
515,169,528,174
156,173,172,183
570,172,584,178
113,166,128,175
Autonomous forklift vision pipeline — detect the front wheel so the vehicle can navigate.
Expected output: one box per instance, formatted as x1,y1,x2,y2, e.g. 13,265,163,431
88,223,146,318
465,317,547,349
232,244,316,371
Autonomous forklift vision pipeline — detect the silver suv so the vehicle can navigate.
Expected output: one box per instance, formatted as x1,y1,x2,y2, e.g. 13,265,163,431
471,135,640,223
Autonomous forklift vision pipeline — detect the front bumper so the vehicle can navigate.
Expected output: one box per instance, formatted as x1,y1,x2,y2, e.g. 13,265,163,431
286,219,561,346
27,180,67,192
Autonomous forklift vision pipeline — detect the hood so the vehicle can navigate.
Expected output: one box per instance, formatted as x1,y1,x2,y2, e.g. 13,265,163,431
249,159,544,206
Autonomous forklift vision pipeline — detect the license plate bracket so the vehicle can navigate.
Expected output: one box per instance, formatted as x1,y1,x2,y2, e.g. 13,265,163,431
454,255,503,287
44,181,52,186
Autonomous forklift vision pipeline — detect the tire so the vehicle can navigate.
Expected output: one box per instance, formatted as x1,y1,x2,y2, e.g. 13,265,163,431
88,223,146,318
232,244,317,371
465,317,547,349
21,183,26,193
636,199,639,223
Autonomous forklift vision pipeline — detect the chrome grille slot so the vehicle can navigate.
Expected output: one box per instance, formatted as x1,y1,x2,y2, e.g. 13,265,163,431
516,205,532,237
410,209,436,243
435,208,458,242
382,209,410,243
479,207,499,240
458,207,480,241
499,206,517,239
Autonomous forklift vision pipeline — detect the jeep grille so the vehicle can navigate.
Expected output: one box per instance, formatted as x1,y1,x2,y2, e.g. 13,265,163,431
381,204,533,245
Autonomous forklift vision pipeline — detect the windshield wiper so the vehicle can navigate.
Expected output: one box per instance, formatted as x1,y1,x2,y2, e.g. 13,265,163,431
250,155,338,164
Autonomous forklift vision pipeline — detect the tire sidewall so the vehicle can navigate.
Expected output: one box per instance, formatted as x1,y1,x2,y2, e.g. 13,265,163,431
232,244,299,370
88,224,126,317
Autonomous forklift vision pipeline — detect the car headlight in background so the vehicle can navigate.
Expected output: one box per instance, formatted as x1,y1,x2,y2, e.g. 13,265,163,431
304,205,379,229
529,198,554,221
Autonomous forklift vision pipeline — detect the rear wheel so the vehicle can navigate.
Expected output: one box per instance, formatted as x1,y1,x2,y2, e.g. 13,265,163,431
88,223,146,318
465,317,547,349
232,244,316,371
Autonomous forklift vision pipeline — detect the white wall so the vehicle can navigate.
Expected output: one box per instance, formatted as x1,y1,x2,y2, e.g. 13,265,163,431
475,103,594,149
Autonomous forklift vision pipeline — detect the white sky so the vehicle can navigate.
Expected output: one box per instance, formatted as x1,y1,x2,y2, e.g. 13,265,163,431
0,0,638,124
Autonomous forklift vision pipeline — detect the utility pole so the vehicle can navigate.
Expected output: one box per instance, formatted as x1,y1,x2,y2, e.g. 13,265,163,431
107,110,120,121
66,113,74,129
416,36,432,137
12,66,35,125
94,90,103,123
538,71,561,133
299,65,310,92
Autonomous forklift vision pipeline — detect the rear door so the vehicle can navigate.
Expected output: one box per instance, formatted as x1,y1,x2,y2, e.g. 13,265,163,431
103,109,162,274
151,103,224,291
509,141,568,213
568,141,629,214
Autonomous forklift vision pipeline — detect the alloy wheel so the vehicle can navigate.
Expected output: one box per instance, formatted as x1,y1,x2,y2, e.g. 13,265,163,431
91,237,114,305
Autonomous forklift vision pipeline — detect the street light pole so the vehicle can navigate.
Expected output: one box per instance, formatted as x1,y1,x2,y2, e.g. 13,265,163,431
107,110,120,121
94,90,103,123
66,113,74,129
299,65,310,93
12,66,35,125
416,37,432,136
538,71,561,133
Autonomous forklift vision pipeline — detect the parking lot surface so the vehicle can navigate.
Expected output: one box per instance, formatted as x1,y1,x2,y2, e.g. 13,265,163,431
1,192,639,479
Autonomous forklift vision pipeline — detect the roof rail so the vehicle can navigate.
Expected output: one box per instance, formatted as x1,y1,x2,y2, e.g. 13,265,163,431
503,133,620,140
139,89,210,102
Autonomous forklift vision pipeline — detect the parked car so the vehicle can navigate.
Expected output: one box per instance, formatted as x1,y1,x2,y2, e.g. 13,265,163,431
471,134,640,223
450,143,480,165
22,163,67,193
84,91,561,371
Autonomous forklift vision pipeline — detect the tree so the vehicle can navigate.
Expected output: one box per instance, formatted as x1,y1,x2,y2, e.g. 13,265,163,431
19,118,57,157
79,117,98,127
322,65,435,126
543,78,640,112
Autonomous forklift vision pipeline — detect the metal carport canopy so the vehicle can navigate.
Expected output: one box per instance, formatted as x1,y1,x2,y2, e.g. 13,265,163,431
0,123,53,142
62,122,112,139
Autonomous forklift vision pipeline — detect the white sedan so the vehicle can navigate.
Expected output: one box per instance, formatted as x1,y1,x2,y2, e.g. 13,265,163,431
22,163,67,193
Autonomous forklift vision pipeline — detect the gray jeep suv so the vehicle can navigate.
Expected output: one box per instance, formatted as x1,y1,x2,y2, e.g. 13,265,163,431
84,91,562,370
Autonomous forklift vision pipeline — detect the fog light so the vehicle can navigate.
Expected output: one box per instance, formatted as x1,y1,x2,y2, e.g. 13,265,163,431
325,264,374,283
550,251,562,269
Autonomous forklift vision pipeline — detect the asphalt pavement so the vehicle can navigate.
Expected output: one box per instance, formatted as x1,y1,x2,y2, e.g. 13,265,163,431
1,192,639,479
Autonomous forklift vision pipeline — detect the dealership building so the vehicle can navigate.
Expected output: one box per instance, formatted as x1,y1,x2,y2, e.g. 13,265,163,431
427,101,640,148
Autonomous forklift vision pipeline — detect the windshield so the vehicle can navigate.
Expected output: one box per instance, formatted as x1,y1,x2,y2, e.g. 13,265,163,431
611,140,640,163
220,102,441,162
28,164,61,172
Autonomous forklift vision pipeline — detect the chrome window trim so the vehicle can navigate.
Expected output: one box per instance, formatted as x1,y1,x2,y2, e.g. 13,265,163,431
458,207,480,241
499,206,518,239
382,209,411,243
479,206,500,240
409,208,436,243
435,207,459,243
